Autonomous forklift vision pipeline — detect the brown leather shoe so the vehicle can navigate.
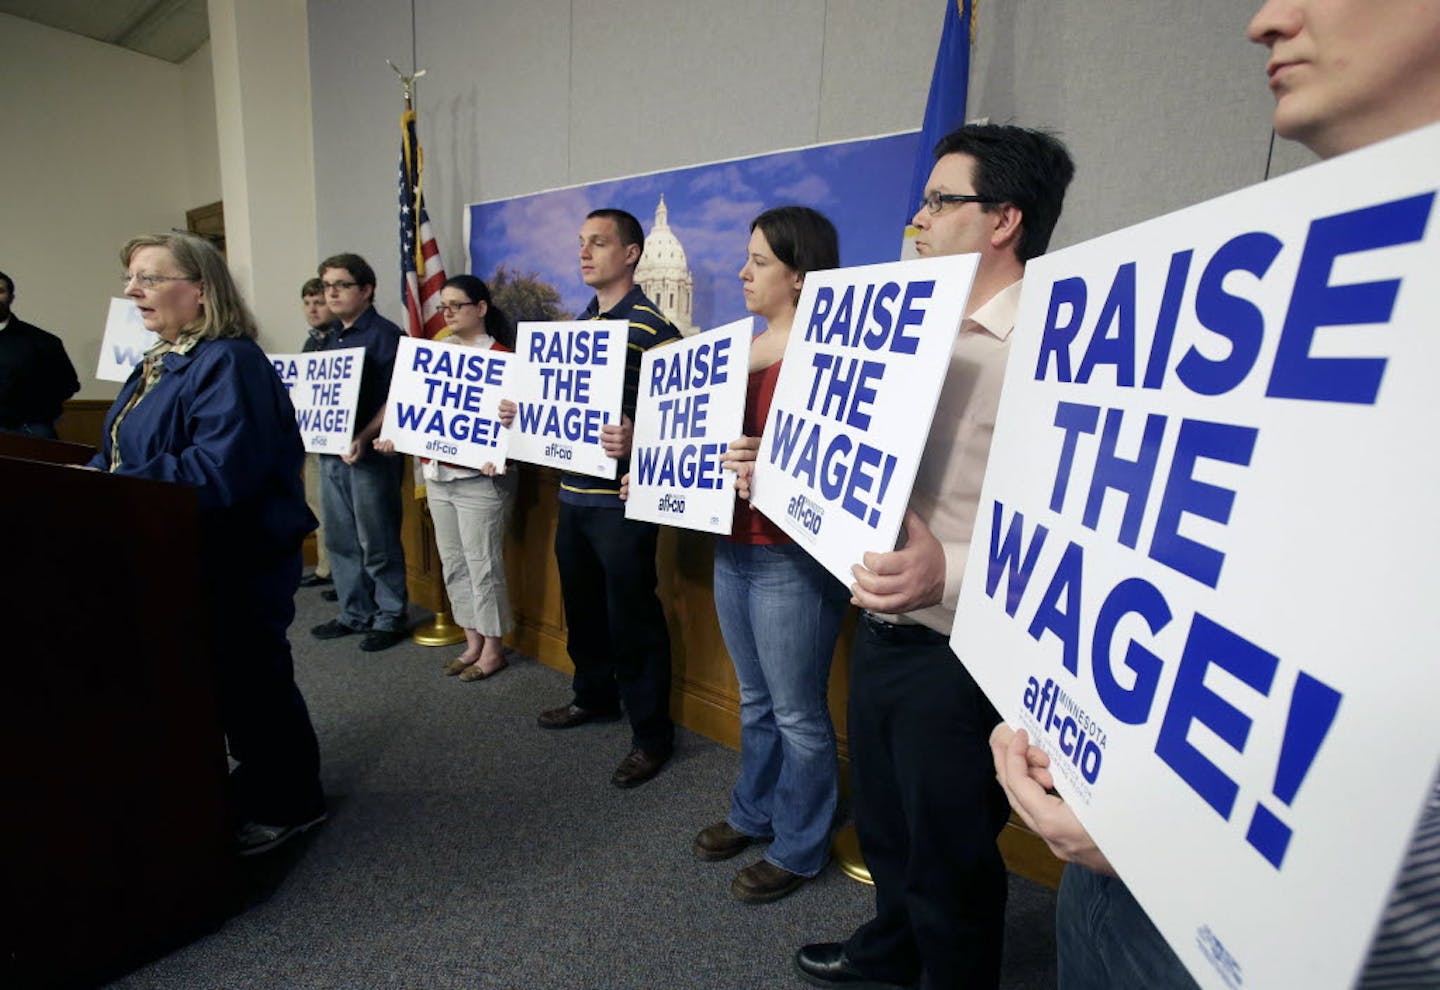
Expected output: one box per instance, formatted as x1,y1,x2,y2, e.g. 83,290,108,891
536,704,622,730
731,859,805,904
693,820,757,861
610,747,670,788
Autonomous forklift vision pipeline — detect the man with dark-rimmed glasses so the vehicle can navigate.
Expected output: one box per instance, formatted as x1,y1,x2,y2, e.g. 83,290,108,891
795,124,1075,990
309,252,409,653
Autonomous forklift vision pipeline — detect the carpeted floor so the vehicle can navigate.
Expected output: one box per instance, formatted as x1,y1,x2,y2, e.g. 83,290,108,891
105,586,1057,990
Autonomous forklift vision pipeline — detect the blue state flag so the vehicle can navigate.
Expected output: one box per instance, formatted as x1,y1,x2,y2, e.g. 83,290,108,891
902,0,973,255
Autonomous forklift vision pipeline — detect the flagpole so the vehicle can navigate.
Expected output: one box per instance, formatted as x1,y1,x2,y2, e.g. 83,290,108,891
843,0,978,886
388,59,465,650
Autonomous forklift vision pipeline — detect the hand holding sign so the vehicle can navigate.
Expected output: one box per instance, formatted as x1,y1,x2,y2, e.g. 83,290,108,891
724,434,760,501
850,509,946,613
990,725,1113,876
601,415,633,459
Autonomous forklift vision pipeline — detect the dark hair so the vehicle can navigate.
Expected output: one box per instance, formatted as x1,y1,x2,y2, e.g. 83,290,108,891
0,270,12,296
442,274,515,350
750,206,840,280
301,277,324,298
932,124,1076,262
586,209,645,269
318,252,377,289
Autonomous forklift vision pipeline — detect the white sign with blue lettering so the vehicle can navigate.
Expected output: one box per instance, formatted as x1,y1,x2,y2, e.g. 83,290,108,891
269,347,365,455
953,122,1440,990
506,320,626,478
750,255,978,585
95,297,156,383
626,318,752,534
378,338,510,469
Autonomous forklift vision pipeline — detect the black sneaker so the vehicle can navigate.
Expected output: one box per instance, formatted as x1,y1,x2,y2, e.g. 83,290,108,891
235,812,327,856
311,619,359,640
360,628,409,652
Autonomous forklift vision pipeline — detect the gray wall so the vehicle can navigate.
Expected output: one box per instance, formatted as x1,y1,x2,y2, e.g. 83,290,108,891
308,0,1315,322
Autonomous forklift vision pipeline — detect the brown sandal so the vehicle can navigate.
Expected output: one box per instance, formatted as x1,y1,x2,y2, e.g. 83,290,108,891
459,658,508,682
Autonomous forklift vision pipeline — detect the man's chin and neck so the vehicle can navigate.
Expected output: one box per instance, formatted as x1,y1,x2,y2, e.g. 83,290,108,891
959,252,1025,321
591,275,635,313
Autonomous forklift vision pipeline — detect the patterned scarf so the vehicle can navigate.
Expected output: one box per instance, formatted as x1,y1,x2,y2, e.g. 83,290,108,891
107,331,203,472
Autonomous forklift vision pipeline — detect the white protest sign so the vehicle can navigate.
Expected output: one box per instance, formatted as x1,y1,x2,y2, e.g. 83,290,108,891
268,348,365,454
750,255,978,585
952,122,1440,990
95,297,156,383
506,320,625,478
378,337,511,470
626,318,752,534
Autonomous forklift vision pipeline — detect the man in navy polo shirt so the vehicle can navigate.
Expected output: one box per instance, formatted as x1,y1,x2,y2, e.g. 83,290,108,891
309,252,409,652
535,208,682,789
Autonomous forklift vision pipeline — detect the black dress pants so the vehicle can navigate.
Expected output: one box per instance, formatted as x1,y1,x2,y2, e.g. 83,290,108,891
554,502,674,754
843,614,1009,990
209,550,325,826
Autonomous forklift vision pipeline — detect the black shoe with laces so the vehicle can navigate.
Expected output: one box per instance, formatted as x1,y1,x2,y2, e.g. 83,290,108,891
311,618,359,640
360,627,408,652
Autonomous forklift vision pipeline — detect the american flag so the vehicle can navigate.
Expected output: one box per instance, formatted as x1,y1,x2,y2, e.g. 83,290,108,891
399,107,447,339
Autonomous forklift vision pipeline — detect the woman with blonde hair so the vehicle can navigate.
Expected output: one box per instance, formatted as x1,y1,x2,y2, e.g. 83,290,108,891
90,232,325,855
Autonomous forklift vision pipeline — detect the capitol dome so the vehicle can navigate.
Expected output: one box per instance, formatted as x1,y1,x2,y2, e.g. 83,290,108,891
636,195,699,336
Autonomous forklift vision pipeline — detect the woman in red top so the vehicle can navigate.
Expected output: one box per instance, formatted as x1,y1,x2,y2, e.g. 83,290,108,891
375,275,515,680
692,207,850,903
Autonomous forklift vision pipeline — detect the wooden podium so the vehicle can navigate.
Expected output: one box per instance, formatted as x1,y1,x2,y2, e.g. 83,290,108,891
0,437,235,988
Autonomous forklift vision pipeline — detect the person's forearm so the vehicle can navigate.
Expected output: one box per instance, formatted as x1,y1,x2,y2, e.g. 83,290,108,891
355,406,385,444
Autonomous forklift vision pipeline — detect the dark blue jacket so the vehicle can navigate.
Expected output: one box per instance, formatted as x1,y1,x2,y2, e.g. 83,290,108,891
89,337,316,563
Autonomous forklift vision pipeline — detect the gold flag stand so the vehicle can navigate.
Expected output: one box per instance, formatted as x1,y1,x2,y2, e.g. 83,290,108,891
832,764,873,885
412,606,465,647
832,824,873,886
410,494,466,647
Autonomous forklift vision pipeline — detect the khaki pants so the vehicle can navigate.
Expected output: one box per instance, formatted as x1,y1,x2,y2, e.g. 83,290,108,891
427,473,515,636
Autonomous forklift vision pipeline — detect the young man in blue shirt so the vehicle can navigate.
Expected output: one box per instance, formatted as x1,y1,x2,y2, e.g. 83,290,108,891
535,209,682,789
309,253,409,652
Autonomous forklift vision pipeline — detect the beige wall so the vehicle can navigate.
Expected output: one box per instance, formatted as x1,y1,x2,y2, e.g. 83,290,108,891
208,0,319,355
182,41,223,209
308,0,1313,322
0,13,221,403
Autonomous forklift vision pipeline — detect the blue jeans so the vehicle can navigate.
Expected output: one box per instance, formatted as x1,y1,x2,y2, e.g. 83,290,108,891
1057,866,1198,990
714,539,848,876
319,453,408,632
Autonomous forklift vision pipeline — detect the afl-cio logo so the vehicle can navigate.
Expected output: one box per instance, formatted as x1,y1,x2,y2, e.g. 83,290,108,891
786,494,824,535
